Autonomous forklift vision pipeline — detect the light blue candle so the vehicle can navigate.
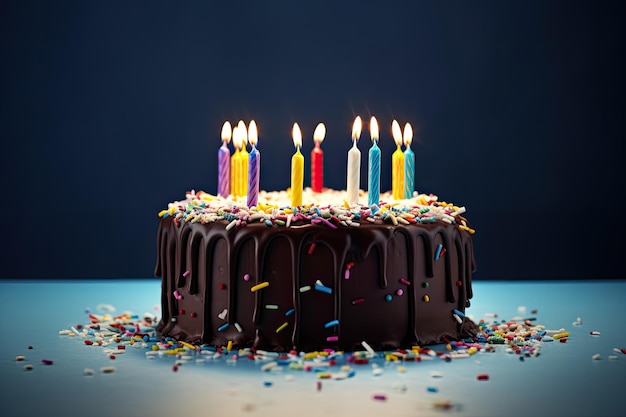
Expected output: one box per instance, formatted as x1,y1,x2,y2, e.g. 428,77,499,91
368,116,381,207
404,146,414,199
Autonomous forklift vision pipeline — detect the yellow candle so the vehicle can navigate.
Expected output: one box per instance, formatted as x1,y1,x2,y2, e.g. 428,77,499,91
391,120,405,200
237,120,249,197
230,126,242,197
290,123,304,207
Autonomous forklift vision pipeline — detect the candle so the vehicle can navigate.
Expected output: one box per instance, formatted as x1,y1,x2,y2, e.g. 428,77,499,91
403,123,415,199
391,120,405,200
346,116,362,205
290,123,304,207
218,121,231,198
237,120,249,197
230,126,242,197
247,120,260,208
367,116,380,207
311,123,326,193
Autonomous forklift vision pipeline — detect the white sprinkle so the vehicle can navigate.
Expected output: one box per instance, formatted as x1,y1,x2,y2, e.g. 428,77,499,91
592,354,601,360
84,368,95,376
452,313,463,324
517,306,527,313
234,322,243,333
261,361,278,372
299,285,311,293
590,331,601,336
225,219,238,231
265,304,279,310
430,371,443,378
218,309,228,320
609,355,619,361
361,340,376,357
100,366,116,373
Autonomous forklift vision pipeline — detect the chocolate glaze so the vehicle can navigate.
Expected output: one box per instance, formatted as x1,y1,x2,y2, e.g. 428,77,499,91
155,218,476,351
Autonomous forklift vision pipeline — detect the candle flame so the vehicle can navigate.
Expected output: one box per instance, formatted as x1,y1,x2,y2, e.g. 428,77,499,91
237,120,248,146
221,121,232,143
370,116,379,143
352,116,362,142
248,120,258,146
403,123,413,147
391,120,403,147
292,122,302,149
232,126,242,150
313,123,326,144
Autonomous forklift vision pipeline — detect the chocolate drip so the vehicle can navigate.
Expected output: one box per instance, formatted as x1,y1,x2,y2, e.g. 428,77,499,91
155,217,476,351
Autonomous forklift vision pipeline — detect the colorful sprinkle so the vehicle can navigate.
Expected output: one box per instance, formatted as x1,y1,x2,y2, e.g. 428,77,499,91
351,297,365,305
324,319,339,328
217,323,230,332
435,243,444,260
275,322,289,333
399,278,411,286
250,282,270,292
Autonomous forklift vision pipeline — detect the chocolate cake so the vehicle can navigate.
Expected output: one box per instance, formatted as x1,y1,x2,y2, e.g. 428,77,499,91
155,189,476,352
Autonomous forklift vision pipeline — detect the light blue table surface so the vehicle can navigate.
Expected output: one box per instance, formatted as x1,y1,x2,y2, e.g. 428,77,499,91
1,279,624,417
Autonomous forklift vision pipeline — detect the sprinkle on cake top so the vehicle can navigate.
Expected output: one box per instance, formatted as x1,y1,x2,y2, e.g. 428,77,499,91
158,188,474,233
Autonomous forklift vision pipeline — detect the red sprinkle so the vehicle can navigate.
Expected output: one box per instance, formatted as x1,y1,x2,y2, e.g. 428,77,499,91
109,355,116,360
621,349,626,355
456,280,463,287
173,365,179,372
190,312,197,318
42,359,53,365
179,309,185,315
84,340,94,345
559,338,568,343
372,394,387,401
476,373,490,381
351,297,365,305
219,283,226,290
307,243,316,254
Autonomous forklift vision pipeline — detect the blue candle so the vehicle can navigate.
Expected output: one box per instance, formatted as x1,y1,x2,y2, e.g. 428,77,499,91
403,123,414,199
367,116,380,207
246,120,260,208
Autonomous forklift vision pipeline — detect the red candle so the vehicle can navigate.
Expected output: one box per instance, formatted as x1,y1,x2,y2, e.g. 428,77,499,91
311,123,326,193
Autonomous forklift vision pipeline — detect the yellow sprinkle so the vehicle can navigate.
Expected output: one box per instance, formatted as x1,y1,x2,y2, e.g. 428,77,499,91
129,339,135,345
227,340,233,352
284,208,294,214
552,332,570,340
459,225,476,234
318,351,329,357
397,216,410,225
275,322,289,333
167,206,176,216
303,351,319,360
317,372,332,379
397,366,407,373
445,343,452,351
423,295,430,303
468,347,478,355
151,345,159,351
179,341,196,350
400,212,415,219
250,282,270,292
389,213,398,225
158,209,168,217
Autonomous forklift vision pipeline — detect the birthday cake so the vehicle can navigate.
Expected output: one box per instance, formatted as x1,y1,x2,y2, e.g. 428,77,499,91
155,189,477,352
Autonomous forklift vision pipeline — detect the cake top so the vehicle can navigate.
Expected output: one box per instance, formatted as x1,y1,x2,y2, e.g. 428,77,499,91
158,188,474,234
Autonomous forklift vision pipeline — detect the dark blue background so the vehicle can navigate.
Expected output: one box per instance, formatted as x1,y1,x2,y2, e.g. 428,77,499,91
1,1,624,279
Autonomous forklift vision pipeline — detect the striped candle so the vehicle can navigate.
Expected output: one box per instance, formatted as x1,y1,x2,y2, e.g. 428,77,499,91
403,123,414,199
367,116,380,207
218,121,231,198
346,116,362,205
247,120,260,208
391,120,405,200
237,120,249,197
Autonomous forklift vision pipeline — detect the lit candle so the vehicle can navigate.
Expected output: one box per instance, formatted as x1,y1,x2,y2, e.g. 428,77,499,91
311,123,326,193
230,126,242,197
218,121,231,198
247,120,260,208
237,120,249,197
290,123,304,207
391,120,405,200
403,123,415,199
367,116,380,207
346,116,362,205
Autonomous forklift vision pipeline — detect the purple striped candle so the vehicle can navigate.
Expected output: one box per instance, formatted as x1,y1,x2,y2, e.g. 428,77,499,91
247,120,260,207
218,121,231,198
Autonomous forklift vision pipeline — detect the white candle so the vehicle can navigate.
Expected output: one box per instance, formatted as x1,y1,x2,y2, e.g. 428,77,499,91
346,116,362,205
